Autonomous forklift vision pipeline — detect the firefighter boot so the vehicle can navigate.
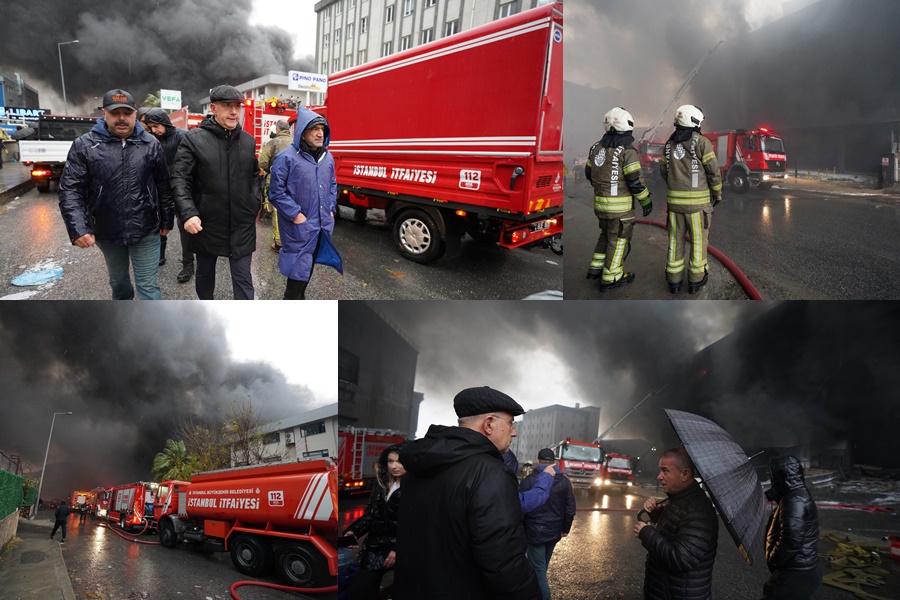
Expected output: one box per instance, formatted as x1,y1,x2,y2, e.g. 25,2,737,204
599,272,635,293
586,268,603,280
688,273,709,295
668,282,682,294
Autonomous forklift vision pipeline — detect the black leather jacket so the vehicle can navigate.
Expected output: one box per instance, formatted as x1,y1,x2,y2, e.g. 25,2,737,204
765,456,819,572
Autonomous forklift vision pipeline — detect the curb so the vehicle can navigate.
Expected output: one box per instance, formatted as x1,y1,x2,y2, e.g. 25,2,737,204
0,180,34,205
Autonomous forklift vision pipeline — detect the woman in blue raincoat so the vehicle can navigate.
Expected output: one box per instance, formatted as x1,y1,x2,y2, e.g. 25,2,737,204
268,108,342,299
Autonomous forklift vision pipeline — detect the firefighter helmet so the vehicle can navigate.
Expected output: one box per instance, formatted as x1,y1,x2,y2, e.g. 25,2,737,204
675,104,704,128
604,107,634,133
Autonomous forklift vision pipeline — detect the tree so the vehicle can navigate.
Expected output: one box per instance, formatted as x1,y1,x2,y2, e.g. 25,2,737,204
152,439,193,481
173,416,229,473
224,397,273,466
143,93,160,108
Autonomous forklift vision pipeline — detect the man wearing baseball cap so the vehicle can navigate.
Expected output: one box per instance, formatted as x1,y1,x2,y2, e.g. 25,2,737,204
172,84,260,299
59,88,174,300
394,386,542,600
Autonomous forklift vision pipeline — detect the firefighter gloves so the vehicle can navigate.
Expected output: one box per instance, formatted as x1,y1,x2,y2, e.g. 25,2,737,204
642,201,653,217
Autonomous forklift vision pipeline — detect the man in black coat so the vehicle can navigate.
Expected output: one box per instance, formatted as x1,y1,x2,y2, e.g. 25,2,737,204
172,85,260,299
394,386,541,600
634,447,718,600
761,455,821,599
144,108,194,283
520,448,576,600
50,500,71,542
59,89,174,300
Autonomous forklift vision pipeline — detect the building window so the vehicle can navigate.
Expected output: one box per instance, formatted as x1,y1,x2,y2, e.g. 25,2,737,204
349,0,356,7
499,1,518,18
263,431,280,445
358,49,368,64
360,16,368,33
325,5,332,18
401,35,412,51
323,33,330,48
444,20,459,37
301,420,327,437
322,61,328,73
345,53,353,68
335,0,342,15
339,347,360,384
335,29,341,45
426,0,436,6
386,4,394,22
404,0,415,15
421,28,434,44
382,41,393,57
339,386,356,403
347,22,355,38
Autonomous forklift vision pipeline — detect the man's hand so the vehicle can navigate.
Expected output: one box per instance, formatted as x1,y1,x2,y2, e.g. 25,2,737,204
633,521,649,537
184,216,202,234
74,234,95,248
341,533,359,549
160,229,170,236
643,498,659,513
544,464,556,477
293,212,307,224
384,550,397,569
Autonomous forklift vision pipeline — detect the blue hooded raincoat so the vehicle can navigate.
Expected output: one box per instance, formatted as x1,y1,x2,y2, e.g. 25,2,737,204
267,108,343,281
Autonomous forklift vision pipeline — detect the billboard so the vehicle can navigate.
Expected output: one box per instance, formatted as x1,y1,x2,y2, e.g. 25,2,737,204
159,89,182,110
288,71,327,94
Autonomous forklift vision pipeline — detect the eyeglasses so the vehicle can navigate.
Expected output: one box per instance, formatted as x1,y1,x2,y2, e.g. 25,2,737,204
488,414,517,430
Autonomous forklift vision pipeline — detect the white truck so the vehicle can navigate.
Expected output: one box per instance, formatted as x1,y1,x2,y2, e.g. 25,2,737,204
18,115,95,193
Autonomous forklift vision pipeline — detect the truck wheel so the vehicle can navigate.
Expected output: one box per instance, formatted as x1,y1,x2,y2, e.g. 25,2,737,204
119,516,128,531
276,544,327,587
757,182,774,191
36,183,50,193
230,534,272,577
393,209,446,264
728,171,750,194
159,519,178,548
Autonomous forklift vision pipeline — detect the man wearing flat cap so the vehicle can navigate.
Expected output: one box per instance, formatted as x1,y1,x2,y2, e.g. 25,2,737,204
59,88,173,300
394,386,542,600
172,84,260,299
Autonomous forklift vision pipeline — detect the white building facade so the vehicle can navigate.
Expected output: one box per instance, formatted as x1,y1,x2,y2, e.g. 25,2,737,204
513,403,601,467
234,403,339,467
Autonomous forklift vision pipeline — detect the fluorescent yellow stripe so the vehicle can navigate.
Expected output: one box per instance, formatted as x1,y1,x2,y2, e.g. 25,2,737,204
667,212,681,273
595,196,633,212
691,212,704,270
668,190,712,198
701,151,716,163
710,182,722,191
623,162,641,175
634,188,650,201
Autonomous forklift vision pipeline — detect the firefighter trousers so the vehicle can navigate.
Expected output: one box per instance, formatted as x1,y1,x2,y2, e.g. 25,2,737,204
666,205,712,284
589,210,634,284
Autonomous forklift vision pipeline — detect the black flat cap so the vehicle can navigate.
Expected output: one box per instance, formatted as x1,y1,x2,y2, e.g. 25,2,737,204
209,85,244,103
454,386,525,418
538,448,555,461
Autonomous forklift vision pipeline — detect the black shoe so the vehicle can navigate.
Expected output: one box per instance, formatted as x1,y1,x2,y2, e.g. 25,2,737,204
159,256,166,266
599,272,635,293
177,264,194,283
60,539,65,543
586,269,602,280
688,274,709,295
668,282,682,294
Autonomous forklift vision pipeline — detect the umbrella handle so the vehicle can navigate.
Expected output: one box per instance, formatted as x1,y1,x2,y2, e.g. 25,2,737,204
637,509,652,523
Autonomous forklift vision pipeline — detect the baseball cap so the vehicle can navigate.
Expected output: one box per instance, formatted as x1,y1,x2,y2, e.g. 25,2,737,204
454,386,525,418
102,89,136,111
538,448,555,461
209,85,244,103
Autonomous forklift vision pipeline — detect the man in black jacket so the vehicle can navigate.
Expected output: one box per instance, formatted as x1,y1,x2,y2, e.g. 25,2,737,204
520,448,576,600
762,455,820,599
50,500,71,542
395,386,541,600
144,108,194,283
59,89,173,300
172,85,260,299
634,447,718,600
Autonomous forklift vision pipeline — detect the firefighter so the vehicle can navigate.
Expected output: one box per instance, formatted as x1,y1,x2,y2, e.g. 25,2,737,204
584,107,652,291
660,105,722,294
259,119,293,253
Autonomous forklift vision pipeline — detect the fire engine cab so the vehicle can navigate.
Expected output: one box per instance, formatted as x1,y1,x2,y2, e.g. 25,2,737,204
703,127,788,193
550,438,605,494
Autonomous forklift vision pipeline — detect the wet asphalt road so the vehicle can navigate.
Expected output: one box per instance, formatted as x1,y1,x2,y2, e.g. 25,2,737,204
23,509,335,600
0,188,562,300
564,177,900,300
341,484,900,599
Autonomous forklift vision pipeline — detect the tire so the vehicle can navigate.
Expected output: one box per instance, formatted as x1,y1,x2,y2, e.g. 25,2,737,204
159,519,178,549
119,515,128,531
36,182,50,193
230,534,273,577
757,182,774,191
728,170,750,194
276,544,328,587
393,209,446,264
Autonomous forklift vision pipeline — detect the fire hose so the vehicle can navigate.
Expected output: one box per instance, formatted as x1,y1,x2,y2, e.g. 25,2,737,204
229,581,338,599
96,519,160,545
635,218,763,300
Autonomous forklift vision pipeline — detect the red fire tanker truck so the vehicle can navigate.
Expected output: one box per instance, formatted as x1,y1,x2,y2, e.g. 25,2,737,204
241,2,564,263
600,452,635,487
154,459,337,587
337,427,406,495
703,127,788,193
550,438,605,495
107,481,158,531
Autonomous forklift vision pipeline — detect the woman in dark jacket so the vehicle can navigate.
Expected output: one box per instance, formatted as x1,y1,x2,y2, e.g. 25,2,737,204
762,455,821,599
341,444,405,599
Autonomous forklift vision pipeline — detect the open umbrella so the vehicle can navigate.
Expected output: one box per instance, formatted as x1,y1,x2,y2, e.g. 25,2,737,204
664,408,766,565
10,126,36,141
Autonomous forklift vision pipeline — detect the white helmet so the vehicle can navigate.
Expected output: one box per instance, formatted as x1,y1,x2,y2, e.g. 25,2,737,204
675,104,704,128
604,107,634,133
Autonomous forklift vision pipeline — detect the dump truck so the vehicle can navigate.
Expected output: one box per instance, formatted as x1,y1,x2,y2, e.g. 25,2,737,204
18,115,95,193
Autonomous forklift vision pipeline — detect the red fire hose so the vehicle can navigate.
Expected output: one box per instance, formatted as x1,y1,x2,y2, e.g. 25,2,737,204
636,218,763,300
230,581,338,599
96,519,160,545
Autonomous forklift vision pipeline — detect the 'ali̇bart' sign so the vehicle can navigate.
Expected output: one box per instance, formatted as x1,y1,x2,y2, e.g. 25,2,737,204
288,71,327,94
159,89,182,110
0,106,49,121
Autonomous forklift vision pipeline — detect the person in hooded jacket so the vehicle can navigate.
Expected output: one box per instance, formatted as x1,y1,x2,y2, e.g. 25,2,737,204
761,455,821,600
520,448,576,600
267,108,342,299
50,499,71,541
394,386,541,600
340,443,406,599
171,85,260,300
59,88,173,300
144,107,194,283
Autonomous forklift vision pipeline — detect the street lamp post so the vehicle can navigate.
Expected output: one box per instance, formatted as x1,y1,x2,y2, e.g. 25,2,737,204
33,411,73,518
57,40,79,115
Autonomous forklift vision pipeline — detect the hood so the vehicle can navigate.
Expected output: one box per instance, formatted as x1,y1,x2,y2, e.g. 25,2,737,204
766,455,806,501
144,108,175,135
199,114,243,139
292,107,331,151
668,125,701,144
92,117,146,141
399,425,501,478
600,131,635,148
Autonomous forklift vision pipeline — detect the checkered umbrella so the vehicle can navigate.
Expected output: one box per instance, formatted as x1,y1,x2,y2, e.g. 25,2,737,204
664,409,766,565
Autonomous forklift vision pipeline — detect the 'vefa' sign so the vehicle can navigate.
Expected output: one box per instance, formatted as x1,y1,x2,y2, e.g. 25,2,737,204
159,89,182,110
288,71,328,94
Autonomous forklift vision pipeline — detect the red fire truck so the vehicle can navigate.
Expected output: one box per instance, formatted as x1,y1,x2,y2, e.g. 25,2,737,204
154,459,337,587
550,438,605,494
107,481,158,531
239,3,564,263
638,140,666,182
90,486,112,517
703,127,788,193
600,452,635,487
337,427,406,495
69,490,94,509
